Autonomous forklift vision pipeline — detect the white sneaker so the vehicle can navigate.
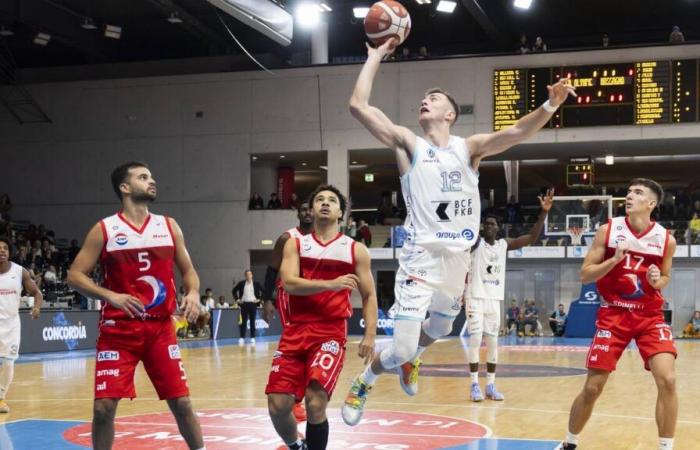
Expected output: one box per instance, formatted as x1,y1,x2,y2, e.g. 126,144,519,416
398,358,421,396
238,338,244,345
251,338,256,344
341,376,373,426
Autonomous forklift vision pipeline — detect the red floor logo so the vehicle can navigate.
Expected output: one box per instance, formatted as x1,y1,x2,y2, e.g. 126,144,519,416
63,407,489,449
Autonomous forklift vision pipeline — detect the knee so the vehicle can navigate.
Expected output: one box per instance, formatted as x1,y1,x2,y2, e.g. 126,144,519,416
655,372,676,393
168,397,193,419
93,400,117,424
267,395,293,419
582,380,605,402
304,388,328,422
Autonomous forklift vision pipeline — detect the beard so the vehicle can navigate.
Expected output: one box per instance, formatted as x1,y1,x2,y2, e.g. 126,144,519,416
131,190,156,203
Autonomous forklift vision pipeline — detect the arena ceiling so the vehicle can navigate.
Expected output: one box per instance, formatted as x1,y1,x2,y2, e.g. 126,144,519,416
0,0,698,77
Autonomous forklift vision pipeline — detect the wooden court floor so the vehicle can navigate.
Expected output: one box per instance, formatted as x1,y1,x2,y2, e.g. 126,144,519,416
0,336,698,449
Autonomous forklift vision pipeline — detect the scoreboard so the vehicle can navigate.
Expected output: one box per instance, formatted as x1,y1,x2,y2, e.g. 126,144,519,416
493,59,698,130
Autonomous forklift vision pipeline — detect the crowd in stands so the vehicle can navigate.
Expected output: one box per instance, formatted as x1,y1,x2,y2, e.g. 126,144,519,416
505,299,568,337
248,192,302,210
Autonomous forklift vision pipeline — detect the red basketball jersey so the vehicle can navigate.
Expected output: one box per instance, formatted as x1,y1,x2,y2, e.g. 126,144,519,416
276,227,307,325
99,212,177,321
596,216,670,312
279,232,355,324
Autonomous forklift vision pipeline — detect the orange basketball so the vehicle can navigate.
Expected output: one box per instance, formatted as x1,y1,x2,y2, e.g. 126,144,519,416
364,0,411,47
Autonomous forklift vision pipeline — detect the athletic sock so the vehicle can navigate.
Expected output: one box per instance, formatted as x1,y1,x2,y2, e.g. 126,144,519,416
361,365,379,385
565,431,579,445
658,437,674,450
486,372,496,385
470,372,479,384
306,420,328,450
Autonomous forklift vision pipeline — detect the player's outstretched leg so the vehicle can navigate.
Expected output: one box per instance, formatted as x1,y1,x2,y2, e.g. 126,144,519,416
555,369,610,450
92,398,119,450
166,396,204,450
305,381,330,450
648,353,678,450
269,393,306,449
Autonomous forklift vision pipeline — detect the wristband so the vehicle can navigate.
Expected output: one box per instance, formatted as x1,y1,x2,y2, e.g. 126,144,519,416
542,100,559,113
542,100,558,113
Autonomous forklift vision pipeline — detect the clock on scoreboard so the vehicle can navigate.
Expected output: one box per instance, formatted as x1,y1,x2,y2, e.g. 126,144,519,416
493,59,698,130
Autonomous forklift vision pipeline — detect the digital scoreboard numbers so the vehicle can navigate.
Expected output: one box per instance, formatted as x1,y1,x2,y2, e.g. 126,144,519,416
492,59,698,129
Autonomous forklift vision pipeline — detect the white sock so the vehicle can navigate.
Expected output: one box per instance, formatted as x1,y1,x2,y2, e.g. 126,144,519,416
658,437,674,450
414,345,427,360
361,365,379,385
0,359,14,400
486,372,496,385
565,431,579,445
287,438,303,448
470,371,479,384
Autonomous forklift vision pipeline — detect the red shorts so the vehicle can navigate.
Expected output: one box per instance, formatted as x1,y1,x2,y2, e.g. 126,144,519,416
265,320,347,401
94,318,189,400
586,306,677,372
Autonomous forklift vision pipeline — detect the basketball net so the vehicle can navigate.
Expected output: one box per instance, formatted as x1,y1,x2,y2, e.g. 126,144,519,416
568,227,584,246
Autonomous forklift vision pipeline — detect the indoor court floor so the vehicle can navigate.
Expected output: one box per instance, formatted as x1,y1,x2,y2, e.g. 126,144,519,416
0,335,697,450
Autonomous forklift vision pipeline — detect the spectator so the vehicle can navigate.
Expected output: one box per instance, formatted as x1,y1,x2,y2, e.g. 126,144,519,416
505,299,520,334
692,200,700,217
345,215,357,239
203,288,216,311
173,313,189,338
13,245,29,268
690,212,700,242
517,34,530,54
520,299,540,336
289,193,301,210
249,192,264,210
193,299,211,338
377,194,393,225
267,193,282,209
669,25,685,44
68,239,81,263
0,193,11,221
216,295,230,308
418,46,429,58
681,311,700,337
549,303,567,336
505,195,520,224
232,270,263,344
602,33,609,47
532,36,547,52
357,219,372,246
401,47,411,59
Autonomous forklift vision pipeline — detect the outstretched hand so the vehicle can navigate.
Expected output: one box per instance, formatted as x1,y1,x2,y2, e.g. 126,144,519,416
366,38,397,60
547,79,577,107
538,188,555,213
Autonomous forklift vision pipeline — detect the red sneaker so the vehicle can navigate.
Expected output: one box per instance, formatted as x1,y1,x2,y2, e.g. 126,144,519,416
293,402,307,422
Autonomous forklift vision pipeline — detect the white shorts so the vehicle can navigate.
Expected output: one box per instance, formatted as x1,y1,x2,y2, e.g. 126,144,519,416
466,297,502,337
0,318,20,360
390,244,471,322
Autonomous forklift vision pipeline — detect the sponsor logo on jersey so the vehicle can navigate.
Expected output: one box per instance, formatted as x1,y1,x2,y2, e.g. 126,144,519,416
96,382,107,391
168,345,181,359
272,351,283,359
321,340,340,355
592,344,609,352
614,235,626,243
589,354,598,362
647,243,662,249
270,365,280,373
400,306,419,313
152,234,169,239
427,148,436,158
435,229,474,241
462,228,474,240
115,233,128,246
596,330,612,339
484,280,500,286
96,369,120,377
97,351,120,361
454,199,474,218
102,320,116,327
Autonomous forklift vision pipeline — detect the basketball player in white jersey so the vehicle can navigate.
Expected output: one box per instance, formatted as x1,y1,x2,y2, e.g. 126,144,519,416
557,178,677,450
341,39,576,426
262,201,313,424
0,236,43,413
465,189,553,402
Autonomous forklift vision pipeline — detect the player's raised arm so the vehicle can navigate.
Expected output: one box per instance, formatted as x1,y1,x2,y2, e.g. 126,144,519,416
354,242,378,364
349,40,416,162
280,238,358,295
580,224,625,283
67,223,144,318
506,189,554,251
648,235,676,290
466,80,576,169
169,217,200,322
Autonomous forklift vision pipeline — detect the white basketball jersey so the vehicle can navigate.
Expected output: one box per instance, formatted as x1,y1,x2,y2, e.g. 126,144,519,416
401,135,480,253
467,239,508,301
0,262,23,321
286,226,305,240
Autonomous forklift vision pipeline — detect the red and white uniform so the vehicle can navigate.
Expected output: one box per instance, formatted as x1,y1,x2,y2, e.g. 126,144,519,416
275,226,306,325
587,216,676,372
266,232,355,400
94,212,188,399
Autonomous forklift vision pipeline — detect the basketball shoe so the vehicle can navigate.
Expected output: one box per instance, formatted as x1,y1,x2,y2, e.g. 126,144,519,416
470,382,484,402
554,442,577,449
485,383,504,401
0,400,9,413
398,358,421,396
341,376,373,426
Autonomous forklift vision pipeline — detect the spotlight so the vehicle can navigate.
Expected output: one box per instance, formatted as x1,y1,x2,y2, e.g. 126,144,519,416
353,7,370,19
318,2,332,11
104,24,122,39
605,155,614,165
33,32,51,46
514,0,533,10
81,17,97,30
167,12,183,24
415,0,432,4
436,1,457,13
296,3,321,28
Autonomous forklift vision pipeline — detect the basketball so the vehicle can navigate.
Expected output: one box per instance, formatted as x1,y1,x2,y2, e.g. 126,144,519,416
364,0,411,47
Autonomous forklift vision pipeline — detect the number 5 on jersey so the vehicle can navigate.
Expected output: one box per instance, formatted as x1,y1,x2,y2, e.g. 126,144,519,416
138,252,151,272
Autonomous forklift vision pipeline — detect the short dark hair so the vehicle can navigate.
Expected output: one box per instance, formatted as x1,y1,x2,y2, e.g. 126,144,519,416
483,213,501,226
0,236,13,254
629,178,664,205
111,161,150,200
425,87,459,124
308,184,347,220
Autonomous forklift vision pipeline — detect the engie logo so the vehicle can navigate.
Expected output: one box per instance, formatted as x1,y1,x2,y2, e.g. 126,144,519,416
115,233,128,246
42,313,88,350
97,351,120,361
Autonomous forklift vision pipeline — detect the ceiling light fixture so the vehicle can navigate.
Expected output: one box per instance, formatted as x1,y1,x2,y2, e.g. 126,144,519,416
318,2,332,12
513,0,533,10
296,3,321,28
353,7,370,19
81,17,97,30
415,0,432,4
605,155,614,165
167,12,183,24
436,0,457,13
33,32,51,46
0,25,14,36
104,24,122,39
